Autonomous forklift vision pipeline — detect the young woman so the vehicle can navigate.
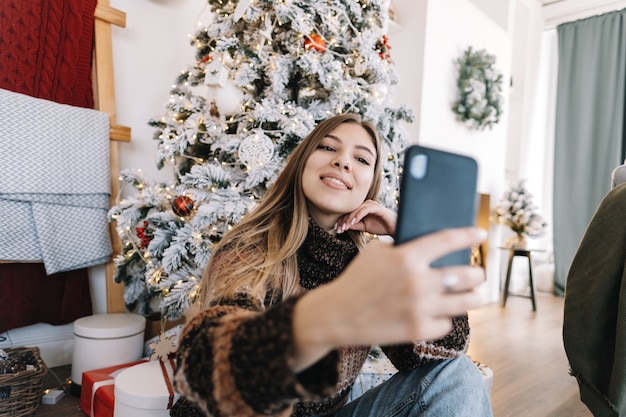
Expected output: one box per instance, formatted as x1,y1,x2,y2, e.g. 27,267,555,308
171,113,492,417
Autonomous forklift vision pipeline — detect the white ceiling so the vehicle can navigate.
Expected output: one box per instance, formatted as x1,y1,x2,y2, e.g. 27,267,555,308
541,0,626,28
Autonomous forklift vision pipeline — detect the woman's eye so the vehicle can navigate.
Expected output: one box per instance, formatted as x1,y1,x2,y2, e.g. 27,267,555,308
318,145,335,151
356,157,371,166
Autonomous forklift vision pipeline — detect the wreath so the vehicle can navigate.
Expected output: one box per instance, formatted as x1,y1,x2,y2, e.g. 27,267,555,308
452,47,504,131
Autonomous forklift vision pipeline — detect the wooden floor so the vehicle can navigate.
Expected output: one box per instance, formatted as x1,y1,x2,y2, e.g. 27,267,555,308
467,292,591,417
31,293,590,417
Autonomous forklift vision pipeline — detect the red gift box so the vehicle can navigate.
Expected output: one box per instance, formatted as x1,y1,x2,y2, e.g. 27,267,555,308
80,359,147,417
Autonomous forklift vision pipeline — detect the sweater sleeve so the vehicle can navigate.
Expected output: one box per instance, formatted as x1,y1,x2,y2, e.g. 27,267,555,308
173,295,340,417
382,314,470,370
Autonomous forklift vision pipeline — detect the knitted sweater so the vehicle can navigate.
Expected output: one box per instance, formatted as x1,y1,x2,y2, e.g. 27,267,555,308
171,220,470,417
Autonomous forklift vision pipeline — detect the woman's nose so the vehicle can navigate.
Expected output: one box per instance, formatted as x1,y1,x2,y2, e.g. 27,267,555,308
333,155,351,171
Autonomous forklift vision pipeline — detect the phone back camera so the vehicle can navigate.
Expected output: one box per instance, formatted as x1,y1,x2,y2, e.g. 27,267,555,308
410,153,428,179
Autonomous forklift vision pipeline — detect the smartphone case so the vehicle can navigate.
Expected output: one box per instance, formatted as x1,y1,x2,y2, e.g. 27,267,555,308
395,145,478,267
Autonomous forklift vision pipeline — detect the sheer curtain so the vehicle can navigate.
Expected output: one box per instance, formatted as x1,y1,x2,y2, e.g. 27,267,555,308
525,28,557,276
553,10,626,295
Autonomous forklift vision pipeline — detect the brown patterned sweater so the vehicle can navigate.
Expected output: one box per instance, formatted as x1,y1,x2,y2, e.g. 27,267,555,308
171,219,470,417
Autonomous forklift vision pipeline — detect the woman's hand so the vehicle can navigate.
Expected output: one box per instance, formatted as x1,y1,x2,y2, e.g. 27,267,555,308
291,227,486,372
335,200,397,236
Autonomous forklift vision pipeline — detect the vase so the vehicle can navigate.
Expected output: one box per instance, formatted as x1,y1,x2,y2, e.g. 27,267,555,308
504,234,527,249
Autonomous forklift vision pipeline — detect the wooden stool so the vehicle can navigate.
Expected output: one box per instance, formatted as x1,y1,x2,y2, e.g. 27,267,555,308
501,248,544,311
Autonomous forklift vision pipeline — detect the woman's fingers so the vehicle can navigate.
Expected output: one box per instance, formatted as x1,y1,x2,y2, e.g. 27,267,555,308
439,265,486,294
398,227,486,266
335,200,397,235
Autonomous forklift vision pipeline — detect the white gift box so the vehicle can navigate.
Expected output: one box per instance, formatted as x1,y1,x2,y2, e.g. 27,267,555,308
72,313,146,388
114,358,179,417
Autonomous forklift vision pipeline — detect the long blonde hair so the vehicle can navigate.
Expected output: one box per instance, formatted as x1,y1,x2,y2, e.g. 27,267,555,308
199,113,383,308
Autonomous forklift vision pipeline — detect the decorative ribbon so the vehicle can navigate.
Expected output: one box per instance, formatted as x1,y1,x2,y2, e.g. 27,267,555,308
158,354,177,409
90,368,126,417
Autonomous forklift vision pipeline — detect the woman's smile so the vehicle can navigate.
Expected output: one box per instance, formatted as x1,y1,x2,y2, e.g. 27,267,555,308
320,174,351,190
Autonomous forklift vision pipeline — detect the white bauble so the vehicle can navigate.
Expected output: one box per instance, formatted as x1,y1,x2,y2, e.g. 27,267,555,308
369,83,388,104
208,79,245,116
239,130,274,169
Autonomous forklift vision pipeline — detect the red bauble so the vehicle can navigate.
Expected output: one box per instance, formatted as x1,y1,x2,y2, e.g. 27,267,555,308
136,221,152,249
172,195,195,217
304,33,326,53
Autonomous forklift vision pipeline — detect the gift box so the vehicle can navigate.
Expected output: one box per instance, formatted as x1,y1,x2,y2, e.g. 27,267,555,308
114,357,179,417
72,313,146,390
80,359,148,417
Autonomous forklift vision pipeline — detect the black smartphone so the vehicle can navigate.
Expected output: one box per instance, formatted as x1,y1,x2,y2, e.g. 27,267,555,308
395,145,479,267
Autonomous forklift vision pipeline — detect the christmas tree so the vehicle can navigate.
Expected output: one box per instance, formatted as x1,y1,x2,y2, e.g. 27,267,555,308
109,0,414,320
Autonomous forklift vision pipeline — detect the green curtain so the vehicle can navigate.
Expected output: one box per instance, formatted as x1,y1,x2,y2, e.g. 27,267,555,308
554,10,626,295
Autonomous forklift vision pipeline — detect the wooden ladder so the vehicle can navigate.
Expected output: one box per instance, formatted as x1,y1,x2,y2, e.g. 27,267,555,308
94,0,130,313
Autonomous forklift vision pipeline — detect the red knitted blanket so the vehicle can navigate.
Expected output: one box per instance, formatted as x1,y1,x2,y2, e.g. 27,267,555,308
0,0,98,108
0,0,98,332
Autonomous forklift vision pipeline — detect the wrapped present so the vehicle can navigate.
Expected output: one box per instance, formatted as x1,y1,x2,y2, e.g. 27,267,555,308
114,356,179,417
92,384,114,417
80,359,148,417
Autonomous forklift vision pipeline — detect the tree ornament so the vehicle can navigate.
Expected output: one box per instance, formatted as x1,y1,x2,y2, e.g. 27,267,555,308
304,33,326,52
209,100,220,118
204,60,228,87
135,221,152,249
149,332,177,361
376,35,392,61
239,131,275,169
207,79,245,117
172,195,194,217
354,54,367,76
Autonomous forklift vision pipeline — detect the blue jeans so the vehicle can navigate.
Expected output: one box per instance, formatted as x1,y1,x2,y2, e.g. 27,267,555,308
332,355,493,417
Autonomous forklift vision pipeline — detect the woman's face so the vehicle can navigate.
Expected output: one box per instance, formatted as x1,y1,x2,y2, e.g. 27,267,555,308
302,122,377,230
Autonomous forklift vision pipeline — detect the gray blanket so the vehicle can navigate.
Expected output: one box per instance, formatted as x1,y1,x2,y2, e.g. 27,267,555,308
0,89,112,274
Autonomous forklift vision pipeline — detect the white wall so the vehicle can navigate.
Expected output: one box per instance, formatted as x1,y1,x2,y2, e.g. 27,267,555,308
424,0,512,301
110,0,206,185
